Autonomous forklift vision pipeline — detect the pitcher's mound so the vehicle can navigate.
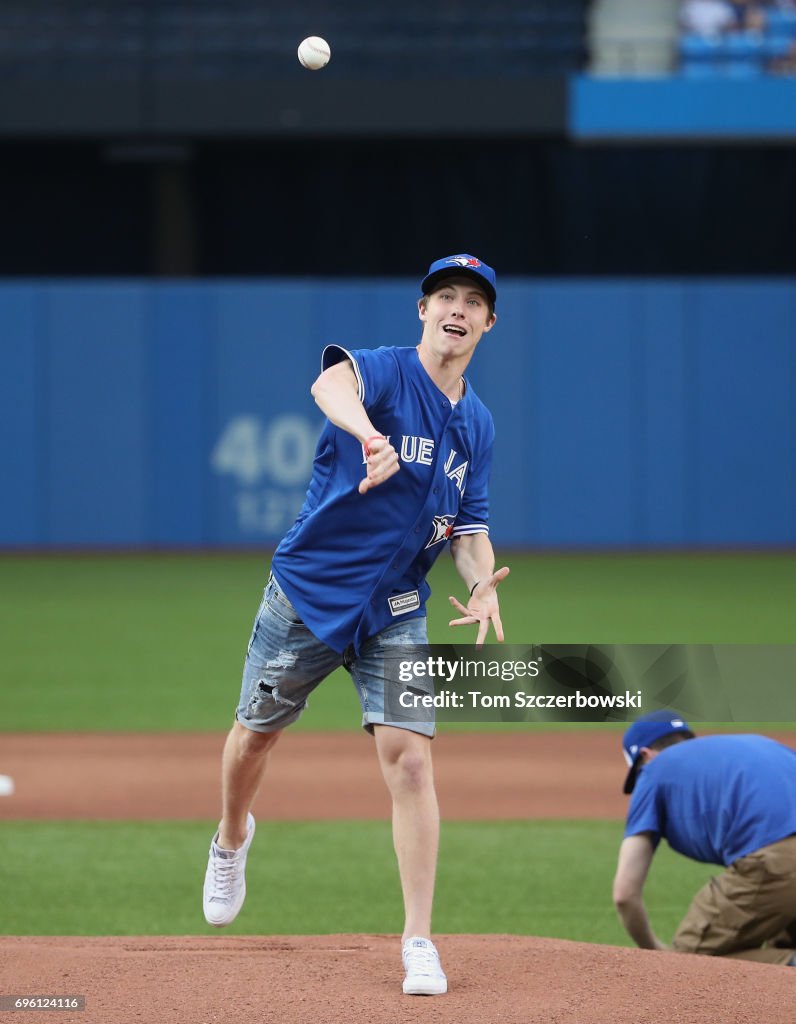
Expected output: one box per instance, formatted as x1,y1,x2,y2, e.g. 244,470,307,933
1,934,790,1024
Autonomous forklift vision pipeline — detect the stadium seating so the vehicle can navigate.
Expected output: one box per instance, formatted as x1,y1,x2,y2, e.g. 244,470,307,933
0,0,589,81
679,9,796,78
586,0,796,79
766,8,796,41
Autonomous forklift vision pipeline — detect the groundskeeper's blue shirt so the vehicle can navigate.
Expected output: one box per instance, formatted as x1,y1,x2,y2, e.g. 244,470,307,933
272,345,494,654
625,734,796,865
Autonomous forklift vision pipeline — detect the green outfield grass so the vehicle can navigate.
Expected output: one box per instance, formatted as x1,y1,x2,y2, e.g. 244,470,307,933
0,820,714,944
2,555,791,953
1,552,794,731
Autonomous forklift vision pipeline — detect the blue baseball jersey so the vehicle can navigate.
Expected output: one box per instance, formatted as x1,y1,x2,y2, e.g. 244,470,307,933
625,734,796,865
271,344,495,654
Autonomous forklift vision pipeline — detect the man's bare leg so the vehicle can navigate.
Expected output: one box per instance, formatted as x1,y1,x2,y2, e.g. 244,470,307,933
373,726,439,940
217,720,281,849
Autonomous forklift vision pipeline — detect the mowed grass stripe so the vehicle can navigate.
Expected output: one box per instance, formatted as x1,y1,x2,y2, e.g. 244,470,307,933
1,552,794,731
1,820,714,945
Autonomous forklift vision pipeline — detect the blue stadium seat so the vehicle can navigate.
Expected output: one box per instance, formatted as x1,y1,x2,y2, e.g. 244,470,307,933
762,35,792,61
722,31,765,77
680,31,768,77
680,33,721,76
765,9,796,40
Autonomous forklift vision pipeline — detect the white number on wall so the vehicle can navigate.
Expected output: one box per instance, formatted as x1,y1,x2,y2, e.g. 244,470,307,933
211,415,320,486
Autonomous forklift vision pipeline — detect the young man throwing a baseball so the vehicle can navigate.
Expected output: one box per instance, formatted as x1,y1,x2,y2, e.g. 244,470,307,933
203,254,509,995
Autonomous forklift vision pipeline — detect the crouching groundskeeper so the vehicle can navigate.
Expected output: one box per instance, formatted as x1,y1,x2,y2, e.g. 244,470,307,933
613,711,796,965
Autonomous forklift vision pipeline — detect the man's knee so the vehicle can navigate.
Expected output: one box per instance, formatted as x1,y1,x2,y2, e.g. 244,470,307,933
376,729,434,793
231,720,282,758
394,749,433,792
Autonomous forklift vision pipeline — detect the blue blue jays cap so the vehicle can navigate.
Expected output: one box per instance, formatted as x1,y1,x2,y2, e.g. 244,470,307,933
622,710,693,794
421,254,497,307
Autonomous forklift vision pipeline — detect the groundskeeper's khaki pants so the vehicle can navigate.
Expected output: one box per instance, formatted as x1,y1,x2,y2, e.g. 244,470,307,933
673,834,796,964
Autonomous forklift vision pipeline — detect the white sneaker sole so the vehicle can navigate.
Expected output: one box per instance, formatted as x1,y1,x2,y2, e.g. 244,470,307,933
204,879,246,928
403,977,448,996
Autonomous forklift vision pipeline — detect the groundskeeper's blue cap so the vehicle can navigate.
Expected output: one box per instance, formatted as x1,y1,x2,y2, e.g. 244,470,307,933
622,711,693,795
421,254,497,307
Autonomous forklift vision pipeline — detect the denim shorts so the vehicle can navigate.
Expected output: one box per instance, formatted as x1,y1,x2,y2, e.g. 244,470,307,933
236,575,435,737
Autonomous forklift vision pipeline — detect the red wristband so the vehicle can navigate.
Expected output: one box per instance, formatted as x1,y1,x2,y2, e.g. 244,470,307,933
364,435,385,457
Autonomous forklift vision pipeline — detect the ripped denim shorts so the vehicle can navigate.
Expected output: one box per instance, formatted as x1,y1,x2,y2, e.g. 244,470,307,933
235,574,433,737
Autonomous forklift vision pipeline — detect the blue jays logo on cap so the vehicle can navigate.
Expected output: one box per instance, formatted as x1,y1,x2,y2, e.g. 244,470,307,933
421,253,497,307
447,256,484,269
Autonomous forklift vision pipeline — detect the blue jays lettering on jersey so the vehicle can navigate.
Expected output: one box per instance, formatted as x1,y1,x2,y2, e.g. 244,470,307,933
271,345,495,654
624,734,796,865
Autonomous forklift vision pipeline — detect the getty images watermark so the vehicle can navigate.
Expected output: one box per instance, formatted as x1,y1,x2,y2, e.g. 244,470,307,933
396,655,642,712
380,644,796,723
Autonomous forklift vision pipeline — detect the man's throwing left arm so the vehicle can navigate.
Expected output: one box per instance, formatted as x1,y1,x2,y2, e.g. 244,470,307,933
448,532,509,646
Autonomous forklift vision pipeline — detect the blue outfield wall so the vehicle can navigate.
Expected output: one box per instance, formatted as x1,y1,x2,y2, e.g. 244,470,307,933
0,279,794,549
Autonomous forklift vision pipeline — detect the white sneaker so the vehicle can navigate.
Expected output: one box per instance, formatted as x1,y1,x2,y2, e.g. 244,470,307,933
402,936,448,995
202,813,255,927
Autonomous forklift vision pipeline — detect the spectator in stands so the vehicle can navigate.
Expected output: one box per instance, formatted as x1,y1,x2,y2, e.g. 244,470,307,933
681,0,796,74
728,0,767,31
681,0,767,34
680,0,738,35
768,0,796,71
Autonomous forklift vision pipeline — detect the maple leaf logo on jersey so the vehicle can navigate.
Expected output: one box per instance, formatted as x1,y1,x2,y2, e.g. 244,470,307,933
425,514,456,549
446,256,482,269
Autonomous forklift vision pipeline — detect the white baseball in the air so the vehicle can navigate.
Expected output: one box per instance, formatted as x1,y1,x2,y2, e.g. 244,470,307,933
0,774,15,797
297,36,331,71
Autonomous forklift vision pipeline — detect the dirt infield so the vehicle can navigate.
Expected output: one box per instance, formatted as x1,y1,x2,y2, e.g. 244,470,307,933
2,730,794,1022
1,933,793,1024
0,730,637,820
2,729,795,821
